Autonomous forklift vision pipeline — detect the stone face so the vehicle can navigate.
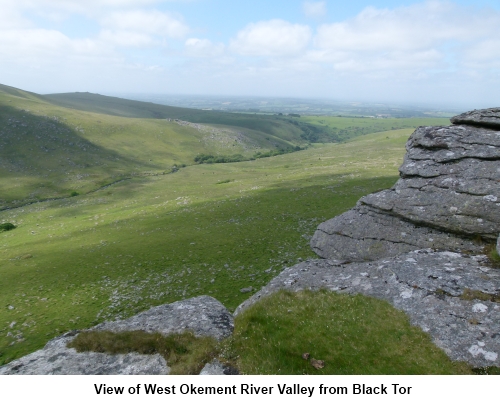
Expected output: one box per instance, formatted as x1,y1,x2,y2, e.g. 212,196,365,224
0,295,233,375
450,107,500,129
235,251,500,367
311,205,482,262
199,359,226,375
92,295,234,341
497,234,500,256
312,116,500,262
0,333,169,375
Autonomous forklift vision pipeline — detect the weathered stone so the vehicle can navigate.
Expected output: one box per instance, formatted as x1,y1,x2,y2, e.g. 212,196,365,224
0,295,233,375
235,251,500,367
199,359,225,375
240,287,253,293
451,107,500,129
92,295,233,341
497,234,500,256
311,205,482,262
312,115,500,262
0,332,169,375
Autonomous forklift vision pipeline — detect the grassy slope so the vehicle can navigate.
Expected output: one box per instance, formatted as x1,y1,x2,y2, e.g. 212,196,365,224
0,128,410,365
0,85,292,208
0,84,450,209
44,91,314,145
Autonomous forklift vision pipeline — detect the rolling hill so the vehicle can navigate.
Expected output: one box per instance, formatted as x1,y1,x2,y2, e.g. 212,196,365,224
0,83,449,209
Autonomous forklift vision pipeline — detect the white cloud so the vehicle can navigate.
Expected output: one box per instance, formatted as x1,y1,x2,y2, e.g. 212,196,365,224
309,1,500,78
102,10,190,39
185,38,225,58
302,1,327,19
463,39,500,68
99,30,156,48
315,1,500,52
230,19,312,57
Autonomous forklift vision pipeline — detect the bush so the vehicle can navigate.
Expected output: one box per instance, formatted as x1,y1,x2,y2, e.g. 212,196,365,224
70,191,79,197
0,223,16,232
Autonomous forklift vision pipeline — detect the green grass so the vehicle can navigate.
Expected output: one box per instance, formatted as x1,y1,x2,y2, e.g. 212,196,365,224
226,290,472,375
0,83,466,373
68,330,218,375
0,128,410,365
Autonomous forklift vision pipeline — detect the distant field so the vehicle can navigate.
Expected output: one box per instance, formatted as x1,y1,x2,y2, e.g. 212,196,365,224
0,128,410,365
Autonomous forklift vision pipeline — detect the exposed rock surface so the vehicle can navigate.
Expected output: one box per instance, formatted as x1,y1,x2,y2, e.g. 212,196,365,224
312,110,500,262
451,107,500,129
235,251,500,367
0,295,233,375
0,332,169,375
92,295,234,341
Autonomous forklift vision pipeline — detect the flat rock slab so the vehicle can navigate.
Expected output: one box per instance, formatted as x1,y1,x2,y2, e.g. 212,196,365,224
451,107,500,129
0,295,233,375
0,332,169,375
93,295,234,341
235,250,500,368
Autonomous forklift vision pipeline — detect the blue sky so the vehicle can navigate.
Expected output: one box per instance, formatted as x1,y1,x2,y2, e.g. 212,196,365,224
1,0,499,107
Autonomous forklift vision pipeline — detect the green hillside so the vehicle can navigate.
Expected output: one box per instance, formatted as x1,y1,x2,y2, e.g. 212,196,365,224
1,84,450,209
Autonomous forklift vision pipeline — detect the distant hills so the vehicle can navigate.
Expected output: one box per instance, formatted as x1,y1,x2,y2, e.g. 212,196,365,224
0,83,449,209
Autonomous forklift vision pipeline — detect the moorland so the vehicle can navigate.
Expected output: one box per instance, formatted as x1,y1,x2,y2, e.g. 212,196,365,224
2,83,470,373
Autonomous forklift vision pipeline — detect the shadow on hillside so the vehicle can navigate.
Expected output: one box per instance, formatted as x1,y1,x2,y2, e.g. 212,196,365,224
0,106,157,207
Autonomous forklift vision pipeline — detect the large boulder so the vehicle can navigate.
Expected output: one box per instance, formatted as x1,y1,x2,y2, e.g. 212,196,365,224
0,295,233,375
92,295,234,341
312,109,500,262
0,332,169,375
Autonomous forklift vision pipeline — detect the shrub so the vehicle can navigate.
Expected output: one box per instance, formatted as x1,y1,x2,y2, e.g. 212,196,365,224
70,191,79,197
0,223,16,232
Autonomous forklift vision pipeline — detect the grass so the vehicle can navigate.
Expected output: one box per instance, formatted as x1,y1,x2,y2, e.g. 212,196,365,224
225,290,472,375
0,129,409,365
67,330,217,375
0,83,466,373
487,244,500,268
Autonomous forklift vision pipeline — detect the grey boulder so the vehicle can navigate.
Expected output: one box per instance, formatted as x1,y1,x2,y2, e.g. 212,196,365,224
0,295,233,375
92,295,234,341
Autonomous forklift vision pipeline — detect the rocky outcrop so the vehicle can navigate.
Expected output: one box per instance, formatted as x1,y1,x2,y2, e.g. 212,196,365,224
92,295,233,341
0,295,233,375
235,250,500,367
0,331,169,375
451,107,500,129
312,111,500,262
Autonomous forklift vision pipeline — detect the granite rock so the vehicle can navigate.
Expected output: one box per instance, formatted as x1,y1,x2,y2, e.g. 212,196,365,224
92,295,234,341
0,332,169,375
312,109,500,262
450,107,500,129
0,295,233,375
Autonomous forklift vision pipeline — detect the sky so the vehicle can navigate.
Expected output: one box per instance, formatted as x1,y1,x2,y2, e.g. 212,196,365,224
1,0,499,108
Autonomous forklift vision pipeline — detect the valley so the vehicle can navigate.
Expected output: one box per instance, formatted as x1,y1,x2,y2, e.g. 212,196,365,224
0,83,452,368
